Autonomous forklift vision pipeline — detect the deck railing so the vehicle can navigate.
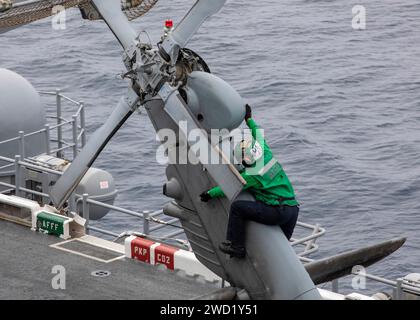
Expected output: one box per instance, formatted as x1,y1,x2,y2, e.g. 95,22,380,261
0,89,86,162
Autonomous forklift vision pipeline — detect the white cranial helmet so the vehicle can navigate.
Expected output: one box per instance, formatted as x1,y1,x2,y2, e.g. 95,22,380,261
233,138,263,167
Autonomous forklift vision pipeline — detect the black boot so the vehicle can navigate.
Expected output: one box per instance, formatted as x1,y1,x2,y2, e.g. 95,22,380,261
219,242,246,258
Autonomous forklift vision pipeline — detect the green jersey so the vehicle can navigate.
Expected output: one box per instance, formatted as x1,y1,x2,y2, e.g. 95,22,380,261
207,118,298,206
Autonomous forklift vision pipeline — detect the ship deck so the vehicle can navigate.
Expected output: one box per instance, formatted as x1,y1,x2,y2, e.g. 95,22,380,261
0,220,215,300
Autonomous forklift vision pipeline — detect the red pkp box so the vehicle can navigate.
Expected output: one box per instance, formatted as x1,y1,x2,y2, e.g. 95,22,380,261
131,238,154,263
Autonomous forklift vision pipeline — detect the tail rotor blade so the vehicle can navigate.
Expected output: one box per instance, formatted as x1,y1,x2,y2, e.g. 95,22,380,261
50,92,138,209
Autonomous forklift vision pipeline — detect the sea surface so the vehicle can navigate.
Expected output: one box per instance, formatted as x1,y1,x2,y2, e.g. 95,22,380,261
2,0,420,294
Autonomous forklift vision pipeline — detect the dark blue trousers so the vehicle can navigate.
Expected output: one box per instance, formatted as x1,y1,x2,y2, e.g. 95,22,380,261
227,200,299,248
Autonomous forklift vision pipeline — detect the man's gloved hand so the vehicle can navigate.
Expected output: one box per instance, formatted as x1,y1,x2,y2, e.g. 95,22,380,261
200,191,212,202
245,104,252,121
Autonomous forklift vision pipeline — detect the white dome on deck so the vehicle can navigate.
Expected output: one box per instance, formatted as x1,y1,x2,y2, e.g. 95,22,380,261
0,68,47,175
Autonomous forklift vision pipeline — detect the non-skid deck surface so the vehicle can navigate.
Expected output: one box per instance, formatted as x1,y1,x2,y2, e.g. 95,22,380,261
0,220,215,299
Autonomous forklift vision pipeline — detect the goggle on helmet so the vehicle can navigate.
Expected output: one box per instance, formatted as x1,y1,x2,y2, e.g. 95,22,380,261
233,138,263,167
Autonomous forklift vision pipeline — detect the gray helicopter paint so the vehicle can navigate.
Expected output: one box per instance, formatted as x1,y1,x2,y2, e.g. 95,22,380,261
242,208,322,299
146,99,266,298
162,85,245,201
48,0,321,299
161,0,226,62
184,71,246,132
50,87,139,209
90,0,137,50
147,95,321,299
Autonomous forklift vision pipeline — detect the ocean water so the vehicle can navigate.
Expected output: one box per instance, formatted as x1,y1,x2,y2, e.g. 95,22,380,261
1,0,420,294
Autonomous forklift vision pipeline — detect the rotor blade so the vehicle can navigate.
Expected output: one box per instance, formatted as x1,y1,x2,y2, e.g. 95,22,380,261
159,84,245,201
305,237,406,285
91,0,137,49
161,0,226,60
50,90,139,209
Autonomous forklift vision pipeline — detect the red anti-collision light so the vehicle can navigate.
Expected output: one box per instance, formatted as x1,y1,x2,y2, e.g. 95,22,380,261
165,19,173,28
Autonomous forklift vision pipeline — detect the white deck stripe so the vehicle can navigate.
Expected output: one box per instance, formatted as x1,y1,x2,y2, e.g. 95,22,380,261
50,238,125,264
77,235,125,254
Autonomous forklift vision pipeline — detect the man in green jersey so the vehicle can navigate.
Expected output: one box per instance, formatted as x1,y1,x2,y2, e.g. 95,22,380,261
200,105,299,258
